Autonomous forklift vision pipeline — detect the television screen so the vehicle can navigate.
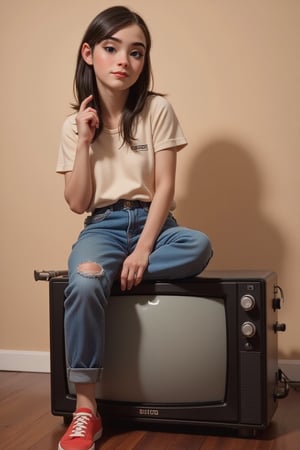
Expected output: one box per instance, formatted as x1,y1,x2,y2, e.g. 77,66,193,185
68,294,227,404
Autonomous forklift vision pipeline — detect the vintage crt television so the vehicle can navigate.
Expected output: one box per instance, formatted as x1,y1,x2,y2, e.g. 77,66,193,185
44,270,287,437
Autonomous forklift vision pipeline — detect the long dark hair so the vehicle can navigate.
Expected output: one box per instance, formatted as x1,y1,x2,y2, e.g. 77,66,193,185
73,6,156,145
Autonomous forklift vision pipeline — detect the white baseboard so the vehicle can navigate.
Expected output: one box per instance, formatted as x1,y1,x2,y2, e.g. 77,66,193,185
0,350,50,373
278,359,300,381
0,351,299,380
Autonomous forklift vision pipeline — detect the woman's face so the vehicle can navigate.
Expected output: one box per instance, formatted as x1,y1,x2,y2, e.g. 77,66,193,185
82,24,147,95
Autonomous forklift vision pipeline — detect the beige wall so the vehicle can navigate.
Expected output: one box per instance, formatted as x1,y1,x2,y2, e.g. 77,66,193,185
0,0,299,359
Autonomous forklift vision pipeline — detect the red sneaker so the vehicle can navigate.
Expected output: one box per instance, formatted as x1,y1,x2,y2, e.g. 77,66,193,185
58,408,103,450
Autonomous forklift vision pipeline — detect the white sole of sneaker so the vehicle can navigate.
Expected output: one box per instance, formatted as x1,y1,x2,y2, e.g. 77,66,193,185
58,429,102,450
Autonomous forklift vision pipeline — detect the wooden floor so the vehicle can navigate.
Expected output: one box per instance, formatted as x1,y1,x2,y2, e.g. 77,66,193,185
1,371,299,450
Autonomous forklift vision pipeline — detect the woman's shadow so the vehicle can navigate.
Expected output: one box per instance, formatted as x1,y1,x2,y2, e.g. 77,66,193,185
175,140,300,438
176,139,285,275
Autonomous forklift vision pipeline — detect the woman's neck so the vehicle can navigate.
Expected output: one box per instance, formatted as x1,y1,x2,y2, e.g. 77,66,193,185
99,86,129,130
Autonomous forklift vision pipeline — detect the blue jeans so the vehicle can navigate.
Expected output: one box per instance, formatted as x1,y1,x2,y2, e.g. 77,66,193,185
65,203,212,383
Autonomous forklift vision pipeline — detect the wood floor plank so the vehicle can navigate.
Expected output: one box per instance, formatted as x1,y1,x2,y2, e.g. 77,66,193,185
0,372,300,450
100,429,146,449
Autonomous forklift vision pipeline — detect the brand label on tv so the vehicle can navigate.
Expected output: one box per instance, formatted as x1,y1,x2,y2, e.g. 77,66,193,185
139,408,159,416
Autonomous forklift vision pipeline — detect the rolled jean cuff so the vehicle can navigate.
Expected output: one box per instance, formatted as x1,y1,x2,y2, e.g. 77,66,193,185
68,367,102,383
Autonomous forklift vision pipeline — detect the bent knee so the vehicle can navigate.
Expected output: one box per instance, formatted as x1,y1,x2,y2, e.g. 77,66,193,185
77,261,104,278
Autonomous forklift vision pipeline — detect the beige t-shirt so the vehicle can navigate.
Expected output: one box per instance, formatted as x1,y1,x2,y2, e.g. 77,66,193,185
56,94,187,212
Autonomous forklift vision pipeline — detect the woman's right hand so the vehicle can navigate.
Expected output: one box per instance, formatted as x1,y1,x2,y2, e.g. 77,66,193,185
76,95,99,144
64,95,98,213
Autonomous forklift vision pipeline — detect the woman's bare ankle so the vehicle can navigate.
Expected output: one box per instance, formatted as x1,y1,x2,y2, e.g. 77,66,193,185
75,383,97,415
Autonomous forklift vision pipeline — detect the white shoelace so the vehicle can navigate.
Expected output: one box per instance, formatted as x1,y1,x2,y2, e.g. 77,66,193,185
69,412,92,438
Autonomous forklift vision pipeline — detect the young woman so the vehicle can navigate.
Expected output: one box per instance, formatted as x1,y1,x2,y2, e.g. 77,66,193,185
56,6,212,450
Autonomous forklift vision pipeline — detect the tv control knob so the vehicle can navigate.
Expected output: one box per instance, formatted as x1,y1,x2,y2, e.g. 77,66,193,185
273,322,287,333
240,294,256,311
241,321,256,338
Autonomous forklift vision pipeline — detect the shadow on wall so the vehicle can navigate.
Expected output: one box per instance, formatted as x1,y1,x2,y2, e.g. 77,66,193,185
176,139,285,276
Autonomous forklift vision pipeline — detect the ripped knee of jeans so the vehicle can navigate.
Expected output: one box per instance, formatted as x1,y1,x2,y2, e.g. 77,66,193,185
77,261,104,278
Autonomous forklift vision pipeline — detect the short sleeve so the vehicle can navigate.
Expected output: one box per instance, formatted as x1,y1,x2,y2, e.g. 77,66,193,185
149,96,188,152
56,114,78,173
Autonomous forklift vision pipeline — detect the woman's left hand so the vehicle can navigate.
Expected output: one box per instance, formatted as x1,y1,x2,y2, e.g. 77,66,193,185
120,248,150,291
